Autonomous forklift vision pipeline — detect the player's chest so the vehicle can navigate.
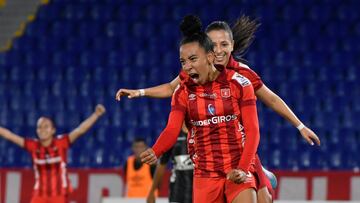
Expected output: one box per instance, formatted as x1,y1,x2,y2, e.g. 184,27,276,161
33,146,64,165
186,86,239,119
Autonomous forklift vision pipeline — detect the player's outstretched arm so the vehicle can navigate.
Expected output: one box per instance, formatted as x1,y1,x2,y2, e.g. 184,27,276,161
255,85,321,146
0,127,24,147
146,163,167,203
69,104,106,143
115,76,180,101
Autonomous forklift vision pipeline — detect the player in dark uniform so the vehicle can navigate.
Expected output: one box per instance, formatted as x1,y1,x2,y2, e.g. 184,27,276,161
147,124,193,203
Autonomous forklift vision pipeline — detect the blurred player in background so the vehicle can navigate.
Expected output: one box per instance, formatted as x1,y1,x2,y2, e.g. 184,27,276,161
116,15,320,203
141,15,260,203
0,104,106,203
147,123,192,203
124,137,158,197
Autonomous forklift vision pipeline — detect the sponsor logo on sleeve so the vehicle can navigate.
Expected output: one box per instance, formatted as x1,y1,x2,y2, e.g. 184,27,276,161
232,73,251,87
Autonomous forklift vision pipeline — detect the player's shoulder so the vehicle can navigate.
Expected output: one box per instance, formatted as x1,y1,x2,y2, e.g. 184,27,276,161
237,61,251,70
25,137,39,144
55,134,68,139
54,134,70,145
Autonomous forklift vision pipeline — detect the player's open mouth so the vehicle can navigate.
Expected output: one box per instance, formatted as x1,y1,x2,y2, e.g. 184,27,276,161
189,73,199,79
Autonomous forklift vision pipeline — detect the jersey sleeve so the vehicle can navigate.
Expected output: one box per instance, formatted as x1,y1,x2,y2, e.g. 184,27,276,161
231,63,264,91
171,85,187,113
241,68,263,91
56,134,71,148
24,139,38,152
152,110,185,158
232,73,260,172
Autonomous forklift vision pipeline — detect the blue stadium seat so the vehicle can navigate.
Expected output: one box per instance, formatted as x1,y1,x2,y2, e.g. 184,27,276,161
1,0,359,169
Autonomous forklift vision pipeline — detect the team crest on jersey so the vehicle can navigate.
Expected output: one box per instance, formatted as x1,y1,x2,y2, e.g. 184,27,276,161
233,73,251,87
221,88,231,98
188,93,196,100
207,104,216,116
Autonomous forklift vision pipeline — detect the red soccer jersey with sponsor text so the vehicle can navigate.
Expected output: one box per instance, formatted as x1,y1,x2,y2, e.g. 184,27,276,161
24,135,72,197
154,68,260,178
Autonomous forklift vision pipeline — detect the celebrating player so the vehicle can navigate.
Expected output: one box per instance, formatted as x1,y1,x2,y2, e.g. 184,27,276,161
116,15,320,203
141,15,260,203
0,104,106,203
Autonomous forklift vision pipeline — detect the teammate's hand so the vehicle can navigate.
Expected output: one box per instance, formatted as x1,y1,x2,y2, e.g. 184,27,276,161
300,126,321,146
115,88,141,101
226,169,247,184
140,148,157,165
94,104,106,116
146,191,156,203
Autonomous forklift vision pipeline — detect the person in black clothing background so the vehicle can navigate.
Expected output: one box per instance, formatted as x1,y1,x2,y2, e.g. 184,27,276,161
147,124,193,203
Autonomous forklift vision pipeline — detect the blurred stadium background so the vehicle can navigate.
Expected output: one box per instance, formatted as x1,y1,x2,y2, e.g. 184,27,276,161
0,0,359,202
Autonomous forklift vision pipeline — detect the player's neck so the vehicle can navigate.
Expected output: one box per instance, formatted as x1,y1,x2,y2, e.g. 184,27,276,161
40,137,53,147
208,64,220,82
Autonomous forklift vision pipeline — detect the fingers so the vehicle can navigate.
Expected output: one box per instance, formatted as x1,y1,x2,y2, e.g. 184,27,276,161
226,169,246,184
140,149,157,165
115,89,128,101
115,90,122,101
301,127,321,146
309,131,321,146
115,89,140,101
96,104,106,114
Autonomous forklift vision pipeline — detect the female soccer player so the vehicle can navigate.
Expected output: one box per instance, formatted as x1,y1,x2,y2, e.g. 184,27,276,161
0,104,106,203
117,16,320,203
141,15,260,203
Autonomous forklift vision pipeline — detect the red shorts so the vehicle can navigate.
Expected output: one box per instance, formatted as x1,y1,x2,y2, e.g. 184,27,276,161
193,173,256,203
30,195,68,203
254,155,274,197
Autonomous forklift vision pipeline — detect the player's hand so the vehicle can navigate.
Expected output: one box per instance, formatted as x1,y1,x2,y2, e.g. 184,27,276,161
140,148,157,165
94,104,106,116
115,88,141,101
300,126,321,146
226,169,247,184
146,191,156,203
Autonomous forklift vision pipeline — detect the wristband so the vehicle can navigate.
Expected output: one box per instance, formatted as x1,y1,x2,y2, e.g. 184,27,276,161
297,123,305,131
139,89,145,97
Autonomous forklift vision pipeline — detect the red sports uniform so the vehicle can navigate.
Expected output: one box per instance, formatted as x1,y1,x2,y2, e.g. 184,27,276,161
152,67,260,202
179,56,274,195
24,135,72,203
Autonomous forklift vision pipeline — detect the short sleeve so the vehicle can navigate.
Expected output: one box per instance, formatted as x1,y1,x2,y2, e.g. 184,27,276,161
55,134,71,148
231,73,257,106
243,68,263,91
171,85,187,113
24,139,38,152
231,63,264,91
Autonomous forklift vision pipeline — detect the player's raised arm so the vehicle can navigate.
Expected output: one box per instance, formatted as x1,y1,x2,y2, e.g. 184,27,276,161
255,85,321,146
115,76,180,101
0,126,25,147
68,104,106,143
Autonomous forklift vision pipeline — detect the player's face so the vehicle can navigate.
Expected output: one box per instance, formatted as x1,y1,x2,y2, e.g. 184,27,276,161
132,141,147,159
207,30,234,67
36,117,56,141
180,42,214,85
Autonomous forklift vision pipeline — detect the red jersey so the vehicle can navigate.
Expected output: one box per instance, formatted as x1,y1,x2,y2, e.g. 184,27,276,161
153,68,260,178
24,135,72,197
179,55,264,91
